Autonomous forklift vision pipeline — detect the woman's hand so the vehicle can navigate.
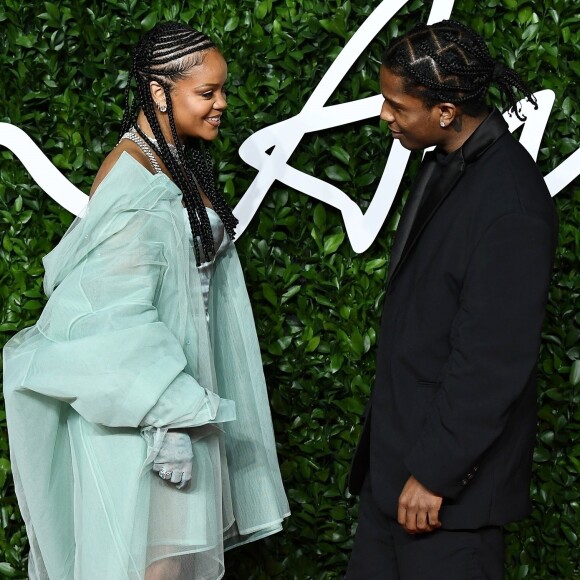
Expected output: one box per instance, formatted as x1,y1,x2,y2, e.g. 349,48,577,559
153,431,194,489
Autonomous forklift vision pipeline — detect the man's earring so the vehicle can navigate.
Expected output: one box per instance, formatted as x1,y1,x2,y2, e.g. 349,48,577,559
157,102,167,113
440,120,446,127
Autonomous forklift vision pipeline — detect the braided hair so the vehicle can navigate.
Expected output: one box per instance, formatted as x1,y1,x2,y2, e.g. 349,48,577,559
120,22,238,265
382,20,537,121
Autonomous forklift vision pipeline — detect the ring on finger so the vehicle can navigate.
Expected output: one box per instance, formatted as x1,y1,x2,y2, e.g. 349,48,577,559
159,469,173,480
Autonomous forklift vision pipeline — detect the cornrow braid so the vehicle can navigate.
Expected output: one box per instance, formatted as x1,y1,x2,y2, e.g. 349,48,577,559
383,20,537,121
120,22,238,266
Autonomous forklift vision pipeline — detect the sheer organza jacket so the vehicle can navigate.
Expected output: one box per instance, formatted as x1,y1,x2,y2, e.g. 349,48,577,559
3,152,289,580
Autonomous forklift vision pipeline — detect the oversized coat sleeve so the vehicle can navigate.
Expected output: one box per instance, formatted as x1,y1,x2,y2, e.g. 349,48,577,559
4,202,235,429
404,211,555,498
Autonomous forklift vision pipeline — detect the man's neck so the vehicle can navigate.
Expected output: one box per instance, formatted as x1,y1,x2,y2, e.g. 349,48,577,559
441,111,489,154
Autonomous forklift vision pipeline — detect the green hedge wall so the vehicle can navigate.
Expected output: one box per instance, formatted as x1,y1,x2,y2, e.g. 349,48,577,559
0,1,578,578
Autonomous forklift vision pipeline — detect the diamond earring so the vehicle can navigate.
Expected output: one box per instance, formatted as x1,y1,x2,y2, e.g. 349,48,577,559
440,120,446,127
157,103,167,113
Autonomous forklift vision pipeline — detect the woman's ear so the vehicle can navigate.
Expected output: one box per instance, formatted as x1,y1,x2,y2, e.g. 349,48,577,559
149,81,167,110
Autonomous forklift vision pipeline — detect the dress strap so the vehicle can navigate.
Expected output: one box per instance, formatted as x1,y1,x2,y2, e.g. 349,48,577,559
120,129,163,174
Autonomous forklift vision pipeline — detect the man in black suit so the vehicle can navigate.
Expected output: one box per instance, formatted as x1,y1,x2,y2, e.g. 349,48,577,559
346,21,557,579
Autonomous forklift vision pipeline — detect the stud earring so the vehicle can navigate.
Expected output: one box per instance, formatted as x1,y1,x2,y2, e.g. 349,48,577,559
440,120,446,127
157,103,167,113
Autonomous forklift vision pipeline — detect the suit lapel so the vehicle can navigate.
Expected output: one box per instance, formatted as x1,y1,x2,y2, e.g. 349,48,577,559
387,152,438,280
386,109,509,289
387,152,465,286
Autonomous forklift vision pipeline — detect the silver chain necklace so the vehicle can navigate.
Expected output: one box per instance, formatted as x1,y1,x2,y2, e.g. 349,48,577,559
139,131,179,155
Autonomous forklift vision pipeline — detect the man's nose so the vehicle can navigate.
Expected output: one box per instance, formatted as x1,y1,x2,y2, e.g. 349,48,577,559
380,102,394,123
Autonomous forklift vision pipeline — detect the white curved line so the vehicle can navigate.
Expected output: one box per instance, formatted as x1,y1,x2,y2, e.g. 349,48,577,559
0,122,88,216
234,0,576,253
1,0,576,249
305,0,455,110
235,0,456,240
545,148,580,196
503,90,555,160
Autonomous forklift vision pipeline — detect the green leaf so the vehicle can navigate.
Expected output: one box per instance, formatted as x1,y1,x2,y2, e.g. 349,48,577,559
533,448,551,462
561,524,578,545
334,396,365,414
350,331,364,356
22,300,44,310
140,13,157,31
355,172,377,187
515,564,529,580
364,258,387,274
0,563,16,577
570,360,580,385
13,195,23,213
324,165,350,182
517,7,533,24
561,27,570,43
339,305,351,320
323,232,345,255
329,354,344,373
224,16,240,32
281,285,301,304
329,145,350,165
261,283,277,307
305,336,320,352
313,204,327,231
255,1,268,19
521,23,540,41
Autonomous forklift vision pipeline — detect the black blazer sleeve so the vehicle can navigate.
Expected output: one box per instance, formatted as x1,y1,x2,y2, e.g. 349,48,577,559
404,211,555,498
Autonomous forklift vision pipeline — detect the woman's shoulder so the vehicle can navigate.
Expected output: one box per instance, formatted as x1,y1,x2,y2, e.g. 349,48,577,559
89,140,157,197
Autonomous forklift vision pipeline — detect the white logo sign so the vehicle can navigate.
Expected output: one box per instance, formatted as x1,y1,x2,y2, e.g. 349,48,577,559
0,0,578,251
234,0,580,252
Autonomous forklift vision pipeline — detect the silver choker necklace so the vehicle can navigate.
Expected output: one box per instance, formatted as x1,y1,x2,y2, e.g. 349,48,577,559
132,127,179,154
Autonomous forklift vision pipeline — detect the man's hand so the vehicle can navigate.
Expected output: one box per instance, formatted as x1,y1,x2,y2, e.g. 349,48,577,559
398,475,443,534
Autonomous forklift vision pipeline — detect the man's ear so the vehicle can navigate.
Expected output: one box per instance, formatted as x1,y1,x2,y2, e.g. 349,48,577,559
149,81,166,109
438,102,458,127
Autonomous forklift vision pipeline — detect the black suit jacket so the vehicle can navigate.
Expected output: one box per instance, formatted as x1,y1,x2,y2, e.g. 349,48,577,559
349,110,558,529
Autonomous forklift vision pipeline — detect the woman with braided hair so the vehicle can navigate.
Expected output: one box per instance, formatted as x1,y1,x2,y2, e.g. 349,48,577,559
4,22,289,579
346,20,557,579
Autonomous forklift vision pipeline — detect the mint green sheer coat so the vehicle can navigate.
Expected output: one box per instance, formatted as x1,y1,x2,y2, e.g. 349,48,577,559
3,153,289,580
